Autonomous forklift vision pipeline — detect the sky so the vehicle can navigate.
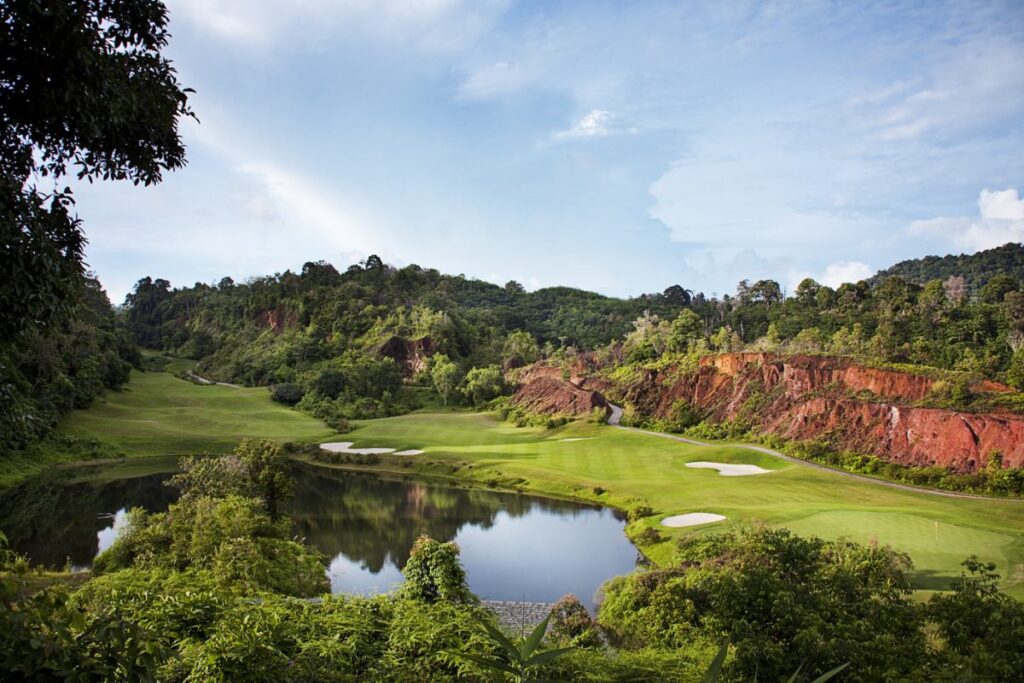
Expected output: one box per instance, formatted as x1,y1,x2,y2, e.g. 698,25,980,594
70,0,1024,304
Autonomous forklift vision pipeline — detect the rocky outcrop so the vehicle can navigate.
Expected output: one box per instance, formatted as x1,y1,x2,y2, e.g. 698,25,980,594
511,375,608,417
258,308,298,334
378,336,435,376
621,353,1024,472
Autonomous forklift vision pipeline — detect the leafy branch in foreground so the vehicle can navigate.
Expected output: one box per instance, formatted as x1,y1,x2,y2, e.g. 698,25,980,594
451,614,574,682
702,638,849,683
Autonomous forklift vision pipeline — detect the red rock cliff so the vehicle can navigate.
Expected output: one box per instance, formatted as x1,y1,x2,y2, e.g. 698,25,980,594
510,361,609,417
621,353,1024,473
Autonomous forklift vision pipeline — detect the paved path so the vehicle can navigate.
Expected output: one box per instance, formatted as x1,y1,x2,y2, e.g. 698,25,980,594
186,370,241,388
605,402,997,500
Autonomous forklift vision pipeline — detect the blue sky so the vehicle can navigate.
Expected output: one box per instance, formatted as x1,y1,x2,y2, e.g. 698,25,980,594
72,0,1024,304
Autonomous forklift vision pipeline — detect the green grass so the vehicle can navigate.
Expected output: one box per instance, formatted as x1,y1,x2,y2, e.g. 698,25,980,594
321,411,1024,599
36,367,1024,600
59,368,338,457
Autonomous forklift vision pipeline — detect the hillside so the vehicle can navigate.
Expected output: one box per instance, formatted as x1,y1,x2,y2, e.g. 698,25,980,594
870,242,1024,291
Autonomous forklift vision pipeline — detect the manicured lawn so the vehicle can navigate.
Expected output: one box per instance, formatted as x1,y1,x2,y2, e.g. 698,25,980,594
334,411,1024,599
60,369,338,457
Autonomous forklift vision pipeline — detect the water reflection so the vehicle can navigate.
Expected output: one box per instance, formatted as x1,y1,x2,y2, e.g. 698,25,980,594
0,463,638,607
0,471,176,569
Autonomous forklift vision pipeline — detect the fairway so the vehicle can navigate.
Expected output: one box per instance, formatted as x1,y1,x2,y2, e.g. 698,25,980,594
333,411,1024,599
60,368,338,456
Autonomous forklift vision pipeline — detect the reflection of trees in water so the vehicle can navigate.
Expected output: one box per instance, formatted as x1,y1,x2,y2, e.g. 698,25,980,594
0,463,623,575
0,472,176,568
287,464,600,572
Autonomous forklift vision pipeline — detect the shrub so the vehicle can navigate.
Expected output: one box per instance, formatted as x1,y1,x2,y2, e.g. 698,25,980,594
548,594,602,648
635,526,662,545
398,535,476,605
602,526,925,681
627,504,654,521
269,382,304,405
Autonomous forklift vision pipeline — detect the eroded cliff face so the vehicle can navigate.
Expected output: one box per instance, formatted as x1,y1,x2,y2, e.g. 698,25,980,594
510,362,609,416
620,353,1024,472
378,336,435,376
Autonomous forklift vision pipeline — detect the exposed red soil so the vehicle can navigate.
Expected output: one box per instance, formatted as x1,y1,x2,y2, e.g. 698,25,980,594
510,373,608,417
257,308,298,334
619,353,1024,472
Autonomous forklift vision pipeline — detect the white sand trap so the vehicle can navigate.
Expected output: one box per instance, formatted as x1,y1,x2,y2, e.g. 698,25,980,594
321,442,396,455
560,437,595,442
394,450,424,456
686,461,771,476
661,513,726,528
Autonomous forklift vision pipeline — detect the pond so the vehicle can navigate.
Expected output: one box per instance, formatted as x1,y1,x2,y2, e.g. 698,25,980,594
0,463,639,608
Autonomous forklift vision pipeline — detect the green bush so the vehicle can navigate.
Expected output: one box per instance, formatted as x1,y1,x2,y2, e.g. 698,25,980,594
269,382,305,405
397,535,477,605
548,594,602,648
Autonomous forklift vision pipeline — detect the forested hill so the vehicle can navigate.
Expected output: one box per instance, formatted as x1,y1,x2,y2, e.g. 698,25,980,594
870,242,1024,291
124,259,691,386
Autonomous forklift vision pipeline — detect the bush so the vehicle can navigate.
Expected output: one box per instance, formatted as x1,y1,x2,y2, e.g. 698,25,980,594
269,382,304,405
600,526,926,681
635,526,662,545
548,594,602,648
398,535,476,605
626,504,654,521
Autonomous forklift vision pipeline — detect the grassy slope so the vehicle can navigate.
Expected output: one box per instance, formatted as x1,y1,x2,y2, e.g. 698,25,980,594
60,368,337,457
323,412,1024,599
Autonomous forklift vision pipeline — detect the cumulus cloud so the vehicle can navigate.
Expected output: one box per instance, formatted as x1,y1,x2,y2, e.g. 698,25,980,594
909,188,1024,252
818,261,873,288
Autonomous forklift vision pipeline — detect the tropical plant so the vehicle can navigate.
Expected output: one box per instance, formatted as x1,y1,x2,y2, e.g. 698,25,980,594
453,614,574,683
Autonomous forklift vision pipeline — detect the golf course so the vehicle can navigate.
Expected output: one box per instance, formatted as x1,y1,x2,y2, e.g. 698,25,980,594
54,364,1024,600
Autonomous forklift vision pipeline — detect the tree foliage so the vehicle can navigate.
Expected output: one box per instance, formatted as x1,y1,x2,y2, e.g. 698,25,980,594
1,0,193,341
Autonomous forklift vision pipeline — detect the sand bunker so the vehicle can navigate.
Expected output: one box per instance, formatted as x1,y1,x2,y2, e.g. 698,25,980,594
661,513,726,528
320,442,423,456
685,461,771,476
560,437,595,442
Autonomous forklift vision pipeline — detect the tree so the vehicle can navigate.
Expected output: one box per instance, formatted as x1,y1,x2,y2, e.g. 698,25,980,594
463,365,505,405
794,278,821,306
398,535,475,604
504,280,525,295
980,273,1018,304
234,438,293,521
1007,349,1024,391
662,284,692,306
925,557,1024,681
502,330,540,367
169,439,293,520
431,354,462,406
1,0,193,341
667,309,703,352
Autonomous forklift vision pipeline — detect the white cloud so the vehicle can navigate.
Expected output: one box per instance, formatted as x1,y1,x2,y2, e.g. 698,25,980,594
853,39,1024,142
455,61,532,99
909,188,1024,252
818,261,873,288
168,0,509,50
554,110,613,139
